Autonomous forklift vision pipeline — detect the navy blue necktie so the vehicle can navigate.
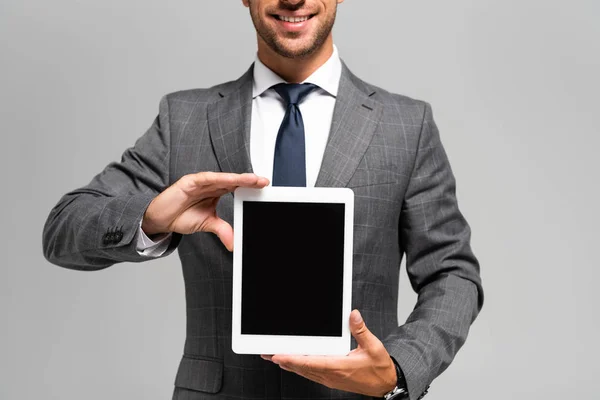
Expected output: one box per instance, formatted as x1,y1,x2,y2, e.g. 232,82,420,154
271,83,318,187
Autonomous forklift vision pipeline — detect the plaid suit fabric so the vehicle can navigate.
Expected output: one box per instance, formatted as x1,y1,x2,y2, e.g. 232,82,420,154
43,62,483,400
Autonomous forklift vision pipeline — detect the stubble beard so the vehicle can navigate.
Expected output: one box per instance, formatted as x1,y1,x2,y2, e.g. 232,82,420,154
250,5,337,59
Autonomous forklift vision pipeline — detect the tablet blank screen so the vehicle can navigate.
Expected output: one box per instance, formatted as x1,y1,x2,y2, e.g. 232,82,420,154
241,201,345,337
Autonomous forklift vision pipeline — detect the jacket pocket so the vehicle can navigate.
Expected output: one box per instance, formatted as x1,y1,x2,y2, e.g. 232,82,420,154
346,168,404,188
174,355,223,393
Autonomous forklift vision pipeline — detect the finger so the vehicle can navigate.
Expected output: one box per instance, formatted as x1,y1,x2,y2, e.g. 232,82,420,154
181,174,269,203
189,172,269,189
260,355,273,361
272,357,326,382
237,173,270,188
281,366,328,387
349,310,377,349
272,355,345,373
188,187,231,200
201,216,234,251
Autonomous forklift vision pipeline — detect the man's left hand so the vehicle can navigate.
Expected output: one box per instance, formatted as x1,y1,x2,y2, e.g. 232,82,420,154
261,310,397,397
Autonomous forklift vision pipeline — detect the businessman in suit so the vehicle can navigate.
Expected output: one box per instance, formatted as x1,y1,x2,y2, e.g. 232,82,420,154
42,0,483,399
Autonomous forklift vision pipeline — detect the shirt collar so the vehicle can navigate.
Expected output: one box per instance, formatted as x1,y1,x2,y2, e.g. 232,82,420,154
252,45,342,99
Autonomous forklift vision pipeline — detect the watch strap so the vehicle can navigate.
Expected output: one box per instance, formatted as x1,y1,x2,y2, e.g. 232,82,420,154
383,356,409,399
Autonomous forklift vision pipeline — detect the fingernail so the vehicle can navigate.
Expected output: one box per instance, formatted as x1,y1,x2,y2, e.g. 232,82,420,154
351,310,362,324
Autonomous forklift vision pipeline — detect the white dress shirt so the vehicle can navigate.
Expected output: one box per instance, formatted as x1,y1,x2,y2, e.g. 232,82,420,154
136,46,343,255
250,45,341,187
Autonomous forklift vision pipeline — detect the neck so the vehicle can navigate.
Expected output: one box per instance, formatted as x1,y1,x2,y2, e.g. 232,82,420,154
256,36,334,83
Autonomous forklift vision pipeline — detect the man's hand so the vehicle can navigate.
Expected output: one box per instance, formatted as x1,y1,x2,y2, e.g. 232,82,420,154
141,172,269,251
261,310,397,397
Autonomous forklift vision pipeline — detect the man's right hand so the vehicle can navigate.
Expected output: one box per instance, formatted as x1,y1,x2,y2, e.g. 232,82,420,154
141,172,269,251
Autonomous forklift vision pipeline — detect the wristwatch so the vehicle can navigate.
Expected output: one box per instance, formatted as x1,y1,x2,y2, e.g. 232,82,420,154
383,357,409,400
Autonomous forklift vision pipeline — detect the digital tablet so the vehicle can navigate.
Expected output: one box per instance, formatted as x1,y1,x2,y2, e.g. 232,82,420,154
232,186,354,355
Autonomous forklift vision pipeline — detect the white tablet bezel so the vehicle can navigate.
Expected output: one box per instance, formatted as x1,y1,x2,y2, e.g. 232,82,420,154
232,186,354,355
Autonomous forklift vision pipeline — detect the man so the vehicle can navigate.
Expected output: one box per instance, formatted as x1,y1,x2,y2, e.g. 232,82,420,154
42,0,483,399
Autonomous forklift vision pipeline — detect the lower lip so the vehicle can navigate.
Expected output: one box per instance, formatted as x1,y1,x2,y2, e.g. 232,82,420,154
273,16,313,32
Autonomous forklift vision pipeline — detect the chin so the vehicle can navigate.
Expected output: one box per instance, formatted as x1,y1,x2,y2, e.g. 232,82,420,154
272,39,321,59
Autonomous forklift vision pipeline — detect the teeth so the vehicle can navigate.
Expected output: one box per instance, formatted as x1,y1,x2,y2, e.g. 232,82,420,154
277,15,310,23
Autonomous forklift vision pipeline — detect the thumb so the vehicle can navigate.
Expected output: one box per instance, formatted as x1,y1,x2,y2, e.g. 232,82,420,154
202,216,234,251
350,309,376,348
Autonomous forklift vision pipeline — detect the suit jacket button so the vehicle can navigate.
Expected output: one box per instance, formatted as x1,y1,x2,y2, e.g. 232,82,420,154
103,233,112,245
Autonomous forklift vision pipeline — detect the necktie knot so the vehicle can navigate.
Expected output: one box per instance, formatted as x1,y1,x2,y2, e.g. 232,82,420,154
272,83,318,107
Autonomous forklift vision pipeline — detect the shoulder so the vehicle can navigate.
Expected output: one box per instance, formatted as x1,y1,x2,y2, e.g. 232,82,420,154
161,80,235,106
160,64,254,109
366,80,430,119
342,62,430,120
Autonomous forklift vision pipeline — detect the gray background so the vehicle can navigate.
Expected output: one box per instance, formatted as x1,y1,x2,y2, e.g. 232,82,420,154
1,0,598,399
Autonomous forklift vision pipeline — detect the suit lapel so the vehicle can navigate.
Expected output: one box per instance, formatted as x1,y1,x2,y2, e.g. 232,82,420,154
207,65,254,174
315,62,382,188
207,62,381,185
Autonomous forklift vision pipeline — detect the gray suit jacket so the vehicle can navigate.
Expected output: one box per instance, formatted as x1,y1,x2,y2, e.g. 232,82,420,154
43,62,483,400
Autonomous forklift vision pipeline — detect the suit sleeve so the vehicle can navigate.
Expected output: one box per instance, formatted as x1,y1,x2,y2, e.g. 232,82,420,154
42,95,182,271
381,102,484,400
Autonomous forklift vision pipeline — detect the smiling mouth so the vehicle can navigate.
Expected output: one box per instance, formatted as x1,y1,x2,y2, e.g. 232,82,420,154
272,14,316,23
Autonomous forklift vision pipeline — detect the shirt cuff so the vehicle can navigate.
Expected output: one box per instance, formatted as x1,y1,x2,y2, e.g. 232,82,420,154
136,220,172,257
